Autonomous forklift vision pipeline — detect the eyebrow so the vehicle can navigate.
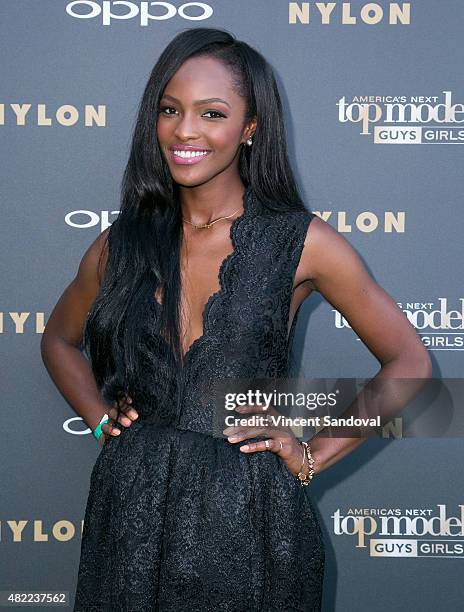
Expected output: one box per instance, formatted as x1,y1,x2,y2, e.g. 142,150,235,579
160,94,231,109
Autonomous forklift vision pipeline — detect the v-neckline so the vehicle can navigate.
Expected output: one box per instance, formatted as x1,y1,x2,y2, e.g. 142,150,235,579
153,184,255,371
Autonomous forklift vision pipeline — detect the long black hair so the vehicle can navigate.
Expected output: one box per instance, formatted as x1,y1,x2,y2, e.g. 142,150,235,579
82,27,310,419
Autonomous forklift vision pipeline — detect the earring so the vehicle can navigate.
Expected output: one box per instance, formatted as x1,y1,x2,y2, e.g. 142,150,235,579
246,137,253,146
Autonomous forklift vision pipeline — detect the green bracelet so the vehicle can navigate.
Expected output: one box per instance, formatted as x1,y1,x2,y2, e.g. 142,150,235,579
93,414,109,441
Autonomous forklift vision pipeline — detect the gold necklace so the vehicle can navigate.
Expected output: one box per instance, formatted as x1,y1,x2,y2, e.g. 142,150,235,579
182,207,242,229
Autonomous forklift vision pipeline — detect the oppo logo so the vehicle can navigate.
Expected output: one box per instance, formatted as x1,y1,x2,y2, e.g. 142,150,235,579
63,416,94,436
66,1,213,25
65,210,119,232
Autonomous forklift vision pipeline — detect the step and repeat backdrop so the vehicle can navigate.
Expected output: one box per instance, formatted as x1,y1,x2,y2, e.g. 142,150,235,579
1,2,463,610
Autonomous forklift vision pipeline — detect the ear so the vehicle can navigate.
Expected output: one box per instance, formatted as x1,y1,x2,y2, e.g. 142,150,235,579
243,117,257,142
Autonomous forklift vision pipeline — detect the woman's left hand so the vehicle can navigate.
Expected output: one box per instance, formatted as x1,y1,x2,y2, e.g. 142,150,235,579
222,404,306,477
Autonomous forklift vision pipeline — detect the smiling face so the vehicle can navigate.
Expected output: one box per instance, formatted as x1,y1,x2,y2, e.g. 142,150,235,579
156,55,256,187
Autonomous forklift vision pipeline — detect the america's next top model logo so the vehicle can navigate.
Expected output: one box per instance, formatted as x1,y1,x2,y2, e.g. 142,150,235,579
338,91,464,144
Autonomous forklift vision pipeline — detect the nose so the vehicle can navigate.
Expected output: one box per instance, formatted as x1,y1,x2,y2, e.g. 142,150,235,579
173,112,201,142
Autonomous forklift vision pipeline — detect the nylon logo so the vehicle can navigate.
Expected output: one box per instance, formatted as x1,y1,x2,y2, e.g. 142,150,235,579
66,1,214,25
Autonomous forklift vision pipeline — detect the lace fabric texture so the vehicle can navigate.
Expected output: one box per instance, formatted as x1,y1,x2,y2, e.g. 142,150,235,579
74,185,325,611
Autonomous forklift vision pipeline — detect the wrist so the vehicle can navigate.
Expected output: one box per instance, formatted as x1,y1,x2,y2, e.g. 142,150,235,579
296,441,316,486
286,440,304,476
93,413,109,441
304,437,325,475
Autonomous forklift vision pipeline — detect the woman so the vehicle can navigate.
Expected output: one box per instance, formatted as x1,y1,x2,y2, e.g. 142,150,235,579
41,27,431,611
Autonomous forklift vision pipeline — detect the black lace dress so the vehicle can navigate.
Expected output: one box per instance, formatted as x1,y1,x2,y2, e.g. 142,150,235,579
74,185,325,611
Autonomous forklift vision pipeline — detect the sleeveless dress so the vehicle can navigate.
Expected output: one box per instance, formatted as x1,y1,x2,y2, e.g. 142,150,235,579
74,185,325,611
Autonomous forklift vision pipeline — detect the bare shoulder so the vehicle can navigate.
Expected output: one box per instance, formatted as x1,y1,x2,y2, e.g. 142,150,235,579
294,214,348,290
295,213,431,369
297,213,373,285
41,227,112,347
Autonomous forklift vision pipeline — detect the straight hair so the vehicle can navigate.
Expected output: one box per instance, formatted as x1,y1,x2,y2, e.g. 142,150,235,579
83,27,310,420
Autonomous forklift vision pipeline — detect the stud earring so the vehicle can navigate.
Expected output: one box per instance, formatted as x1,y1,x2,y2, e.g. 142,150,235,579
246,137,253,146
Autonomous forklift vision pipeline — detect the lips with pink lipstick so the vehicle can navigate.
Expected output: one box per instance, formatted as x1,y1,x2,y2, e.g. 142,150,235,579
169,144,212,165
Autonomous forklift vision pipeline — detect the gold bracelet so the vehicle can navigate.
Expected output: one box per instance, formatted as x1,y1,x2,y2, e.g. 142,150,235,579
296,441,315,486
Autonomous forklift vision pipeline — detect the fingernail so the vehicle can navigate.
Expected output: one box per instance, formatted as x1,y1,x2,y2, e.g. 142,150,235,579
240,445,249,451
228,436,239,442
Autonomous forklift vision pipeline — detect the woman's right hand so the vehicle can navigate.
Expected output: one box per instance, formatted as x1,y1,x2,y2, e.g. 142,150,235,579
100,395,139,443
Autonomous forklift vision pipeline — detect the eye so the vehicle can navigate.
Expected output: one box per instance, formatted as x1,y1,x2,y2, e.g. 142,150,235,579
203,110,226,119
158,106,177,115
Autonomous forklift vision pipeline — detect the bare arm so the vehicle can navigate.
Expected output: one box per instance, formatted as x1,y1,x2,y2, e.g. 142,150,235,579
299,216,432,474
40,229,113,437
